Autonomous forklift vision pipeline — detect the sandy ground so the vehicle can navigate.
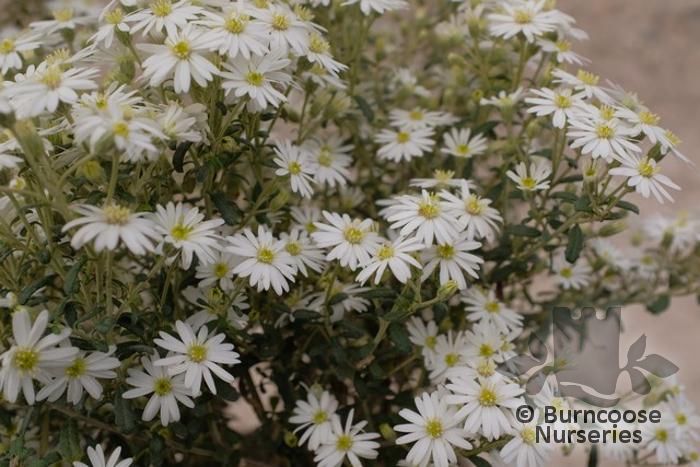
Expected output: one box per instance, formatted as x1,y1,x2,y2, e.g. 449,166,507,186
551,1,700,465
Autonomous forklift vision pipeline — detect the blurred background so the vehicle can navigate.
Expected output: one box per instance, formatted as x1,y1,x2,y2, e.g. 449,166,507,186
555,0,700,464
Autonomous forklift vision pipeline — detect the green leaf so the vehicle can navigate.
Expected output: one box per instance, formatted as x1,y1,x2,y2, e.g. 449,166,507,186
575,195,592,212
19,274,55,305
58,419,82,462
565,225,584,263
647,294,671,315
551,191,578,203
63,256,86,295
354,95,374,123
469,455,493,467
172,141,192,173
329,292,348,306
473,120,499,136
615,200,640,215
507,224,541,238
388,323,412,353
211,192,240,225
114,390,137,433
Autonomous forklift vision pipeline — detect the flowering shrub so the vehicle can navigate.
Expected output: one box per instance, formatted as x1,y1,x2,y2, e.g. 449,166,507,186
0,0,699,466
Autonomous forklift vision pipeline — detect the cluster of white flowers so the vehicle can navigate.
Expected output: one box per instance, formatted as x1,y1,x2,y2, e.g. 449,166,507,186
0,0,698,465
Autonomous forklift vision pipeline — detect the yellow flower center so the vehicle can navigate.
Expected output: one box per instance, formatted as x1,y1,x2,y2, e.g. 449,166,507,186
485,301,500,313
437,244,455,260
637,159,657,178
479,344,494,358
171,223,193,241
150,0,173,17
105,8,124,25
271,13,290,31
409,110,424,121
434,169,454,184
288,161,302,175
0,38,15,54
595,124,614,139
477,360,496,377
424,335,437,350
40,66,63,90
312,410,328,424
655,429,668,442
479,388,498,407
103,205,131,225
456,143,471,156
376,245,395,260
335,434,353,451
577,69,599,86
599,105,615,121
113,121,130,138
521,177,537,190
343,226,365,244
444,352,460,367
514,9,533,24
309,34,330,54
554,93,572,109
425,418,444,439
418,199,440,219
285,241,302,256
13,348,39,372
466,195,483,215
560,267,573,279
65,357,87,378
257,247,275,264
664,130,681,147
639,110,660,126
171,41,191,60
690,452,700,462
522,427,537,445
213,262,229,278
317,147,333,167
676,413,687,425
225,13,249,34
153,377,173,396
396,131,411,144
187,344,208,363
53,8,74,22
245,71,264,87
555,40,571,52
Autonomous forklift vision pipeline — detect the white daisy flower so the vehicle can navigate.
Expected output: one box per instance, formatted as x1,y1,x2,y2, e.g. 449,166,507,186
157,102,204,143
6,62,98,118
410,170,465,190
62,204,161,255
289,389,339,451
306,33,347,77
274,140,316,198
441,128,488,159
154,320,241,396
538,38,587,65
384,190,460,245
0,32,41,74
312,211,380,271
389,108,455,130
463,322,507,364
198,3,269,59
659,129,688,162
568,109,641,163
462,288,522,333
292,204,322,234
553,256,592,290
406,316,439,356
615,106,668,145
500,409,550,467
375,127,435,163
195,250,238,291
342,0,408,16
0,309,78,404
152,202,225,269
525,87,585,129
552,68,613,103
306,136,354,188
609,156,680,204
480,88,525,109
395,391,472,467
440,181,502,242
640,422,685,464
445,375,524,440
355,236,424,285
122,353,195,426
36,346,120,405
127,0,202,38
663,395,700,441
280,229,325,277
427,331,469,384
506,159,552,192
487,0,557,43
30,7,91,35
91,7,130,47
226,225,297,295
314,409,381,467
421,233,483,290
140,25,218,94
257,4,310,56
220,52,292,110
73,445,132,467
